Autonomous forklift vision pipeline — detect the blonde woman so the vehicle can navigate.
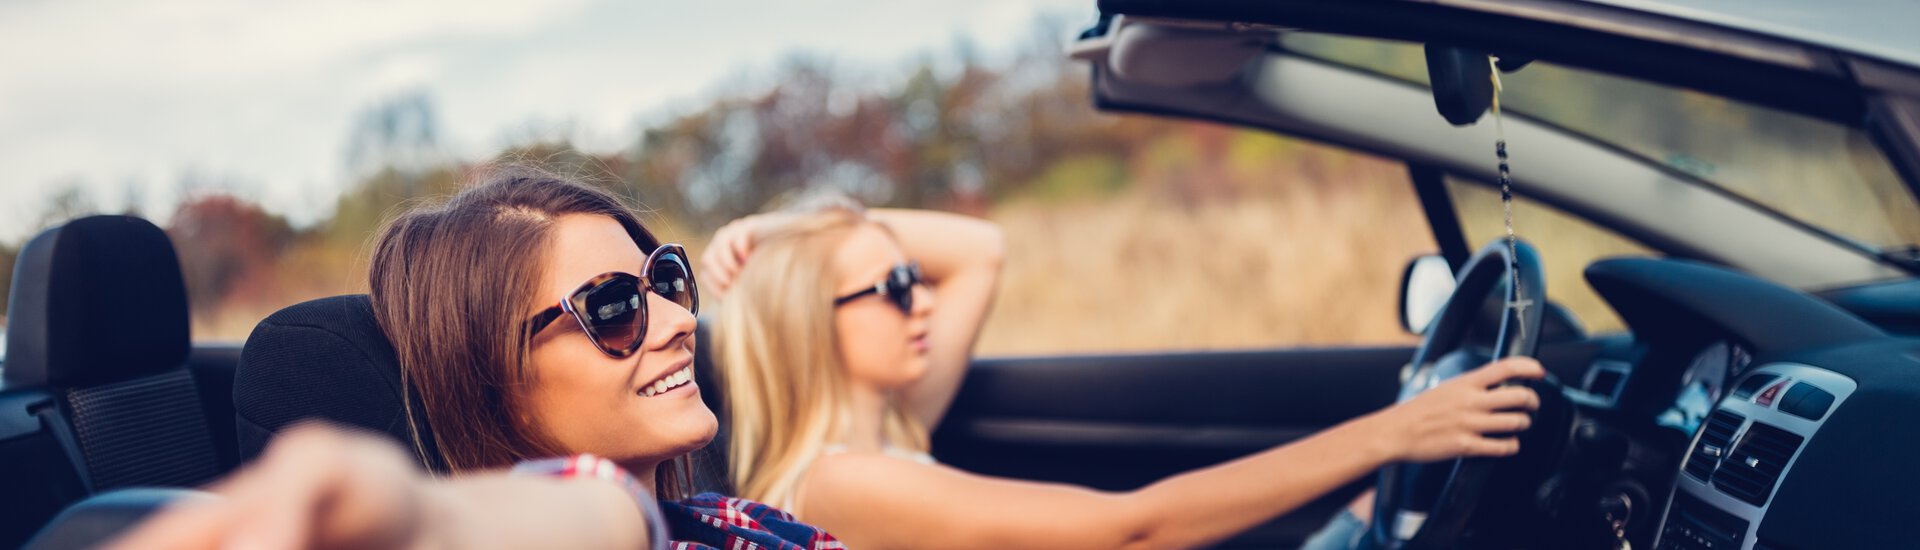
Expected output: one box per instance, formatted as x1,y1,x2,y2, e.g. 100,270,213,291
702,198,1546,550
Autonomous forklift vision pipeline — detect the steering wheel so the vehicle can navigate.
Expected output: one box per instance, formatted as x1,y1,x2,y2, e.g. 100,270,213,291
1369,239,1553,550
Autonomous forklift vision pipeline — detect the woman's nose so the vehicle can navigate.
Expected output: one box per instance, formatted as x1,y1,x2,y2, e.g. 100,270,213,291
644,291,697,350
911,284,935,319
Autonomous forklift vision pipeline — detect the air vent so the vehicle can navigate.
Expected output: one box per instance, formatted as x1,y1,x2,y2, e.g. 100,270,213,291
1684,409,1744,481
1713,422,1804,506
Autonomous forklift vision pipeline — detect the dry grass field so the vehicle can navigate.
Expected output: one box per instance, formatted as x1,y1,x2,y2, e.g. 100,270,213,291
973,133,1437,355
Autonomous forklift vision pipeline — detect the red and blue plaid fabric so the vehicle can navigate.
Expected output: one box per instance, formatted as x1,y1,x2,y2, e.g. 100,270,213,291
516,455,840,550
663,493,844,550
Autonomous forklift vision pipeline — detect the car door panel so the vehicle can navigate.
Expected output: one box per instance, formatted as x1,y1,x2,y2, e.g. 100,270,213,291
931,346,1410,548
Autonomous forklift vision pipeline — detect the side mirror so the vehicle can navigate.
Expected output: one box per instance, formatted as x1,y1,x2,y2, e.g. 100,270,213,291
1399,255,1457,335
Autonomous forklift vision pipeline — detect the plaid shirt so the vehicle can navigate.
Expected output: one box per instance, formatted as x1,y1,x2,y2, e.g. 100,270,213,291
515,455,839,550
663,493,844,550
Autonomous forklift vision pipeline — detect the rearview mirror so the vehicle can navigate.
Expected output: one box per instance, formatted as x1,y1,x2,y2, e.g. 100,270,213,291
1400,255,1457,335
1424,45,1532,127
1425,44,1493,126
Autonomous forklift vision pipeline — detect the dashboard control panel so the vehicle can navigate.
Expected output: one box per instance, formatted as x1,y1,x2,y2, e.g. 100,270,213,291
1654,363,1857,550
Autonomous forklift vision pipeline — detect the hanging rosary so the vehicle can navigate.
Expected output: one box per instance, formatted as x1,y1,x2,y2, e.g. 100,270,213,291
1491,57,1533,345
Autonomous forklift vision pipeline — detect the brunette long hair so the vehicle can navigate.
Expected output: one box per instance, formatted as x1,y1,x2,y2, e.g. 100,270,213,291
368,166,692,497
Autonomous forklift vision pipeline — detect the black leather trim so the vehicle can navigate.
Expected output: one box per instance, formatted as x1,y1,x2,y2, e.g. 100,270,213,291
23,488,209,550
958,418,1318,450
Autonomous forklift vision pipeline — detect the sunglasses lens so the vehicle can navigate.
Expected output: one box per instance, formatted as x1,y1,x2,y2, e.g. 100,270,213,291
888,264,915,313
582,276,645,352
649,250,698,314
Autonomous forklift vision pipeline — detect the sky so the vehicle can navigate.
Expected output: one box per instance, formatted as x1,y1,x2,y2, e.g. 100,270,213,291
0,0,1096,244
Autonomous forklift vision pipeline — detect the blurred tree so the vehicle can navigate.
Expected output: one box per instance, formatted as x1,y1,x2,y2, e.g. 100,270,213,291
325,92,458,248
34,183,100,235
344,91,444,180
493,141,619,189
0,244,15,313
119,180,147,219
167,193,295,311
8,182,107,313
324,165,463,247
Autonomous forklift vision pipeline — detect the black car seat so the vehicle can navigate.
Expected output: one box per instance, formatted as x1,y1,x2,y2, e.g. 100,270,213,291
1,216,225,545
231,294,445,471
234,294,734,493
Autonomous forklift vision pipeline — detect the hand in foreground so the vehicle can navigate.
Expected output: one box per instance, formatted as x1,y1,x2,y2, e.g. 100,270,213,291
104,423,649,550
104,423,432,550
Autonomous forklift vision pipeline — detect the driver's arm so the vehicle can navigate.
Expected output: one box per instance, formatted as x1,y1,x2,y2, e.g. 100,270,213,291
800,359,1545,550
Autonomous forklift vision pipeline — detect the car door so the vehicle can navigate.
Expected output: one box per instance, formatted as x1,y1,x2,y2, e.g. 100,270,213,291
931,347,1407,547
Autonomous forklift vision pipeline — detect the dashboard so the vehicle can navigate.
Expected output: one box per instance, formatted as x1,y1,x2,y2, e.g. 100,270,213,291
1570,258,1920,550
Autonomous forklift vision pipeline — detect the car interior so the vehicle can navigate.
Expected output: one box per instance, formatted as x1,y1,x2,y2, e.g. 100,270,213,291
4,2,1920,550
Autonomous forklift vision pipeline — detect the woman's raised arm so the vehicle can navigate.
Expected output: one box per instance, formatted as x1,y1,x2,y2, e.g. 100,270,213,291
865,208,1004,429
702,207,1004,429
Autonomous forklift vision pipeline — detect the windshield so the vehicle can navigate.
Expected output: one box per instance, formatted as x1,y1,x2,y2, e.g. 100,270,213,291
1279,32,1920,256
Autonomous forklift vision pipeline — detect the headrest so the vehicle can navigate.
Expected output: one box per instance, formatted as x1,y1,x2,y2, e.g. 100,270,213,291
232,295,445,471
4,216,190,387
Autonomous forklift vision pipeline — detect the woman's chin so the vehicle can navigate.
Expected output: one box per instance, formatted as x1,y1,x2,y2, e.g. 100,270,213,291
607,404,718,460
689,408,721,448
662,406,721,455
902,357,931,384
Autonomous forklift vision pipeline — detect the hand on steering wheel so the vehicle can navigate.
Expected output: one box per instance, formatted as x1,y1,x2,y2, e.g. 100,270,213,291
1371,239,1570,550
1368,358,1545,462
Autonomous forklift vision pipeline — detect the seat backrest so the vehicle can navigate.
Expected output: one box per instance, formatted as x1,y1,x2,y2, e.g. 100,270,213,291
232,294,445,471
2,215,222,499
234,294,736,492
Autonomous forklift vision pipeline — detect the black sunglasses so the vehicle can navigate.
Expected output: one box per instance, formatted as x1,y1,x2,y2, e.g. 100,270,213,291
833,261,922,314
525,243,699,358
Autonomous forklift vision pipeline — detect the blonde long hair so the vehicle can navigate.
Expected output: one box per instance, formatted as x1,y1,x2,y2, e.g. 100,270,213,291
715,198,929,508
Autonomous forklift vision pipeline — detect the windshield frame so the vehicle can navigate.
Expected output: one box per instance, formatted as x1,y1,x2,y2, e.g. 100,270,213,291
1271,32,1920,271
1091,1,1920,266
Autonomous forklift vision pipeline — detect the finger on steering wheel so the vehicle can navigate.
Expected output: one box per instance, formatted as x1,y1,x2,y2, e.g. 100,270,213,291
1481,385,1542,411
1465,436,1523,457
1468,411,1534,434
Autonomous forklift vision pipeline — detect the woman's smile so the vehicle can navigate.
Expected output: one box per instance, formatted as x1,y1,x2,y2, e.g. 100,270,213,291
637,361,697,398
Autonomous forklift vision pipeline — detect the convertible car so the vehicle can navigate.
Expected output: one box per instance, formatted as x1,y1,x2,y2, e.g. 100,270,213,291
2,0,1918,549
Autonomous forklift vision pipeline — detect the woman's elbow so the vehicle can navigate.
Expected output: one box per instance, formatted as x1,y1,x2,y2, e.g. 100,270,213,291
1104,495,1194,550
1117,521,1209,550
977,223,1007,268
